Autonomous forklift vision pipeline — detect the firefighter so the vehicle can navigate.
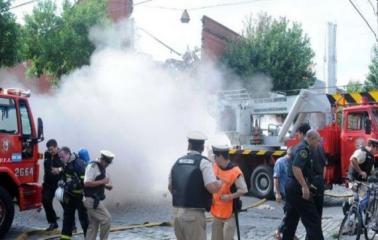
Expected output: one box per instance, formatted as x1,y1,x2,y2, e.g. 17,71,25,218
210,145,248,240
58,147,88,240
348,138,378,181
42,139,64,231
282,130,324,240
169,131,221,240
83,150,114,240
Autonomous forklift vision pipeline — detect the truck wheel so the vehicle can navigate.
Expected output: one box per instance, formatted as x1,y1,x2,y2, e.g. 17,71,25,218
0,186,14,237
249,165,274,199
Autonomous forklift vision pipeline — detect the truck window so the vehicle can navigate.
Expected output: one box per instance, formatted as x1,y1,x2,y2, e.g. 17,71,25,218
19,100,33,159
0,98,17,134
347,111,368,131
19,100,32,136
373,109,378,125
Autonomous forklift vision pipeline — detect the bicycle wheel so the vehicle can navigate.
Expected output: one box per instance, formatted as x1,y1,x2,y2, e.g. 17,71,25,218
338,206,362,240
364,199,378,240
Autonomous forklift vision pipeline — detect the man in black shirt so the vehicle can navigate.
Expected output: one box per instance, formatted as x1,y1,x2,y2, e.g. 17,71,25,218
42,139,63,231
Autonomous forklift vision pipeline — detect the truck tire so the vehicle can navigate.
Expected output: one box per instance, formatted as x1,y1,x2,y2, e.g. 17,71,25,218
249,165,274,199
0,186,14,237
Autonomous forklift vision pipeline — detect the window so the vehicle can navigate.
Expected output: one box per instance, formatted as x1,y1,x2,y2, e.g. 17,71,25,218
373,109,378,126
347,112,368,131
19,100,32,136
0,98,17,134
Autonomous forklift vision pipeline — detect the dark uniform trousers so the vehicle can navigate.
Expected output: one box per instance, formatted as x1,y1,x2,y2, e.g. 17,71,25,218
312,176,325,218
282,178,324,240
61,195,88,239
42,183,59,224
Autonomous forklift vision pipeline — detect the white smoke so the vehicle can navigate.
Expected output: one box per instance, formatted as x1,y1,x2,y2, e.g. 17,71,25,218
29,20,228,206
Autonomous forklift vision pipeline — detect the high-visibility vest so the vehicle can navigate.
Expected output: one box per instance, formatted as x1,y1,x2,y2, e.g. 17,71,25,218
211,163,242,219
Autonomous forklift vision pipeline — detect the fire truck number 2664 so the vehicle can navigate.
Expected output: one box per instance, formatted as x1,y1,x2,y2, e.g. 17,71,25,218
15,167,34,177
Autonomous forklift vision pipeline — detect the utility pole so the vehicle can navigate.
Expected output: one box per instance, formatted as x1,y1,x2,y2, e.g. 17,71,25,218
325,22,337,94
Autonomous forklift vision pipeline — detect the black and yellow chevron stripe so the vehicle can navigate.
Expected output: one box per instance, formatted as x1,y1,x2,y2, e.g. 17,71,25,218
327,91,378,106
229,149,286,157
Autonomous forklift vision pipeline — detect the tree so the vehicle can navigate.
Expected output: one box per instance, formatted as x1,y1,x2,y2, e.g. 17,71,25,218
22,0,107,80
0,0,21,67
366,45,378,90
345,80,365,93
221,14,316,94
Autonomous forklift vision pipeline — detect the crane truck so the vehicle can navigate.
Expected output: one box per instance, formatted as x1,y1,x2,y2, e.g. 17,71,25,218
216,88,378,199
0,88,43,236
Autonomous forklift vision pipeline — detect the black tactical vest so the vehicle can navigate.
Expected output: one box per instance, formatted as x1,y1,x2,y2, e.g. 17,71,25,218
171,154,212,211
84,162,106,200
350,147,375,181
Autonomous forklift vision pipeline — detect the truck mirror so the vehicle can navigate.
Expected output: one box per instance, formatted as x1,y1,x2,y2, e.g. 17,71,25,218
365,118,372,134
37,118,44,142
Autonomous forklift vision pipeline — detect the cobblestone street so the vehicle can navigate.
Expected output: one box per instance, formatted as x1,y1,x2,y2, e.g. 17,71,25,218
7,193,347,240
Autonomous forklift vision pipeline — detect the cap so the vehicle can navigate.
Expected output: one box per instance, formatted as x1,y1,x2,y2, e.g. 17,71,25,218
100,150,115,163
296,123,311,135
187,131,207,142
212,145,230,154
368,138,378,147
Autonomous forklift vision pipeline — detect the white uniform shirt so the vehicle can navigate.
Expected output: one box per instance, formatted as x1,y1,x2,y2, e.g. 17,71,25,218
350,149,367,164
84,161,109,183
234,175,248,194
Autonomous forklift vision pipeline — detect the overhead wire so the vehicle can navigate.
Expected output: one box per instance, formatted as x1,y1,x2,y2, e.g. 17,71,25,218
136,27,182,56
348,0,378,41
138,0,271,11
367,0,376,15
9,0,36,10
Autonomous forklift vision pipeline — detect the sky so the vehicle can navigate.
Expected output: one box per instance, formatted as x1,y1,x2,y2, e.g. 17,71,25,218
10,0,378,87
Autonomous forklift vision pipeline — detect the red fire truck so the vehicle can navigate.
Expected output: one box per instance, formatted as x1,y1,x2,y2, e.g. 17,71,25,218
216,89,378,199
0,88,43,236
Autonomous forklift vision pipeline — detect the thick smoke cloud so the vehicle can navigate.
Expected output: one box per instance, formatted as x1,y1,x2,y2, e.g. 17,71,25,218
29,21,227,206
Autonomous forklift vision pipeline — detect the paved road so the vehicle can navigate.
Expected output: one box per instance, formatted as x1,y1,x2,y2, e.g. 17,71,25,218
6,194,347,240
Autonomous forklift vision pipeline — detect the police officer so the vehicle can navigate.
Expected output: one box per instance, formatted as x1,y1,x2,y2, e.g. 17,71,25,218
58,147,88,240
348,138,378,181
282,130,324,240
169,131,221,240
275,123,310,240
310,140,327,218
210,145,248,240
83,150,114,240
42,139,63,230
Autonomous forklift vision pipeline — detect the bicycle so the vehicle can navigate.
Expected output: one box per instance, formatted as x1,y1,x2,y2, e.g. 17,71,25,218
338,177,378,240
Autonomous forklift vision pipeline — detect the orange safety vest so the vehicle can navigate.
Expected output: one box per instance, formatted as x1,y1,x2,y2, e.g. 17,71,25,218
210,163,242,219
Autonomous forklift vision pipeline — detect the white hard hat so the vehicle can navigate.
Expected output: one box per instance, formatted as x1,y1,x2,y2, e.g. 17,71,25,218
55,186,64,203
186,131,207,141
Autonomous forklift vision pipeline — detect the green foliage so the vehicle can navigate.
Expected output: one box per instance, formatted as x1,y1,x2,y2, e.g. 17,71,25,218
345,80,365,93
0,0,21,67
366,45,378,90
221,14,316,94
21,0,107,80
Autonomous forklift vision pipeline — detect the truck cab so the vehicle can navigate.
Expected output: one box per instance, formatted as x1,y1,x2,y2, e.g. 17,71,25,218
0,88,43,236
339,104,378,180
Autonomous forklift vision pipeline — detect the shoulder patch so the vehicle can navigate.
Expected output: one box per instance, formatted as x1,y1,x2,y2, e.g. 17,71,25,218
299,149,308,159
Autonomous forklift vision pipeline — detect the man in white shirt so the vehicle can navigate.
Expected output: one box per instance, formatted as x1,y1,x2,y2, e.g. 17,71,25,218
83,150,114,240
